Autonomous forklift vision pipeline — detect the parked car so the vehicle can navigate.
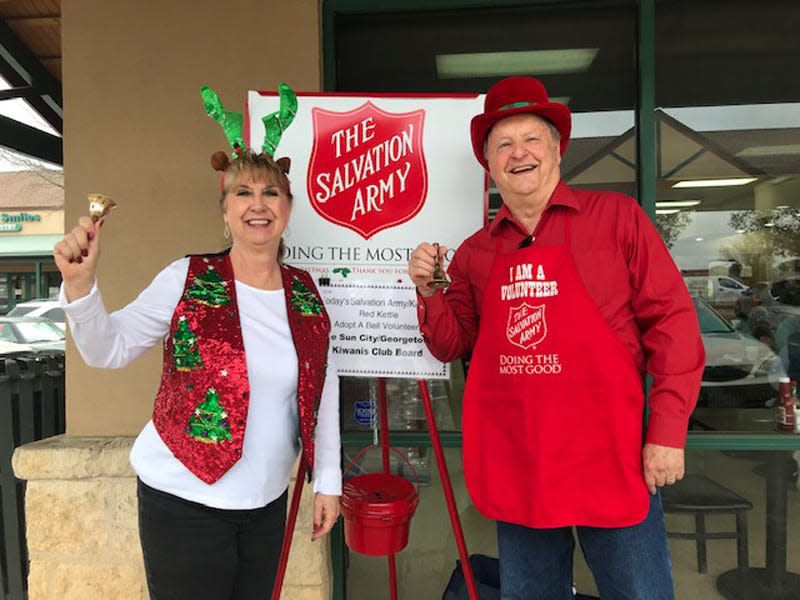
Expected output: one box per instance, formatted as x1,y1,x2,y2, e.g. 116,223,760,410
0,316,65,353
684,275,748,319
0,339,36,357
694,297,785,408
7,299,65,331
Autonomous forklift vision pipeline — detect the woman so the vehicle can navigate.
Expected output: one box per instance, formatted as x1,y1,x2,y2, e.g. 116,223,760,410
53,149,341,600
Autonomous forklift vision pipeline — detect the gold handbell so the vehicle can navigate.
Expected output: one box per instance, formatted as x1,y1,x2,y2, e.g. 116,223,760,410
88,193,117,222
427,242,450,290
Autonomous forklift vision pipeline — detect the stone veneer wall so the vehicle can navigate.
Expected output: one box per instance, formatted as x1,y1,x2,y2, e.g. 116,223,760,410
12,435,331,600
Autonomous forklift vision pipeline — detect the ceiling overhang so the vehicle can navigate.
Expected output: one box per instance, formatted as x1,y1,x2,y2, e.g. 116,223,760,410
0,13,62,164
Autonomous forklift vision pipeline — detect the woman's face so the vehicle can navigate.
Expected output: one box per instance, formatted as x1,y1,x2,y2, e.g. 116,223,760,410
223,174,291,254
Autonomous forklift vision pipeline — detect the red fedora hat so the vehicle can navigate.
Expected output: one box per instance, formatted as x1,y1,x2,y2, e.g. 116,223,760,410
470,76,571,170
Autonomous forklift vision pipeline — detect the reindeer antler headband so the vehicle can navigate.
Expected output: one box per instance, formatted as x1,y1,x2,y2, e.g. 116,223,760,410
201,82,298,174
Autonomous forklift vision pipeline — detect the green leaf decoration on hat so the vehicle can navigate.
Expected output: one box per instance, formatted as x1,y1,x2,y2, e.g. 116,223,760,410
200,86,244,153
261,83,298,157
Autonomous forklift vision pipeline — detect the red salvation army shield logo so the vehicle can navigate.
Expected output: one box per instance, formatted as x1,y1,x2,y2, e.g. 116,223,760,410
506,303,547,350
306,101,428,239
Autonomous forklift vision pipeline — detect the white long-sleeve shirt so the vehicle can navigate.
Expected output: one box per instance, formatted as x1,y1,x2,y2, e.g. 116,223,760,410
61,257,341,509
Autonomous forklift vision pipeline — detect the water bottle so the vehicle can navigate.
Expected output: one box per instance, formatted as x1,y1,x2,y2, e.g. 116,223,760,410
776,377,795,431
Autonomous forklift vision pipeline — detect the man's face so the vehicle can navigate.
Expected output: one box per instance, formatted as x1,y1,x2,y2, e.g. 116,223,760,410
484,113,561,203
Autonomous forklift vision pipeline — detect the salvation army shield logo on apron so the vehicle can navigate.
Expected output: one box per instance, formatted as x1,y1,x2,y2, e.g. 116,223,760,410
506,303,547,349
306,101,428,239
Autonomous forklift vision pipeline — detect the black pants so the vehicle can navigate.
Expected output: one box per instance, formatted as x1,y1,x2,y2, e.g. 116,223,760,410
137,479,287,600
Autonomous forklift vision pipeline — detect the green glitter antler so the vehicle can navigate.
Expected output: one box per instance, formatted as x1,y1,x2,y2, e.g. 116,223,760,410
200,86,244,154
261,83,298,157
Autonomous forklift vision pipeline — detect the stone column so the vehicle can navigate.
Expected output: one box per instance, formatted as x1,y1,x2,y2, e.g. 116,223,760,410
12,436,331,600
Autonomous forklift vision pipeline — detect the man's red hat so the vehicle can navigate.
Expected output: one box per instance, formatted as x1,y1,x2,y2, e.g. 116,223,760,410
470,76,572,170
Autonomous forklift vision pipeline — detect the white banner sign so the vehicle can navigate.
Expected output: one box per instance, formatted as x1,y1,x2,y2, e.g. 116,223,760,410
248,91,486,378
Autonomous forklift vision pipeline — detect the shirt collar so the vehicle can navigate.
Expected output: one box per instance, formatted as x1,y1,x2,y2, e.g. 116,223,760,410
489,179,579,236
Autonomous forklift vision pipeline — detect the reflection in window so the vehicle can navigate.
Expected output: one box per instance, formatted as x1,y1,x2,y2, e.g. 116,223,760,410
14,320,64,342
654,0,800,416
655,2,800,595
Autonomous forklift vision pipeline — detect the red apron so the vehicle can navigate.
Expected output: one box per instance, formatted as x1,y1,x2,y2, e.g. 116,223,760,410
462,215,649,528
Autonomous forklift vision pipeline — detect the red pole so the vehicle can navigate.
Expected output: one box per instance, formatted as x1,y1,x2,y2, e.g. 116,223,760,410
388,554,399,600
270,460,307,600
378,378,390,473
417,380,478,600
378,378,398,600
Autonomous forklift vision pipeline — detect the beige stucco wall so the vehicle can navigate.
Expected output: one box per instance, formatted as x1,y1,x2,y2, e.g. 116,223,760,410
62,0,321,434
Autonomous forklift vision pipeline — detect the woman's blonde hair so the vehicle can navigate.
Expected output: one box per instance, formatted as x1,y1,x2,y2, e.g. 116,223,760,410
219,150,292,261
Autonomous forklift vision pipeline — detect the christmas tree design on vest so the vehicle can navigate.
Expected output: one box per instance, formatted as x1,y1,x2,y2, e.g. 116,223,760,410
172,316,203,371
290,277,323,315
186,388,232,444
184,265,231,307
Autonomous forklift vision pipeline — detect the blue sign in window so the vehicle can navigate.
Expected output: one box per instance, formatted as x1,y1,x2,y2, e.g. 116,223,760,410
353,400,376,426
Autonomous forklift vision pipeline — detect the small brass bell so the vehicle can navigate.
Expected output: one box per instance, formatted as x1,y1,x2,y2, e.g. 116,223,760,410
428,242,450,290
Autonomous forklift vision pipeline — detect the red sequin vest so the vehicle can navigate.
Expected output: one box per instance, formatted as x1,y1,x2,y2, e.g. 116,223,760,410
151,253,331,484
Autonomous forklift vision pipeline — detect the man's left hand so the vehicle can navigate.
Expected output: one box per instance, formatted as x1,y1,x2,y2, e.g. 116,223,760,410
642,443,685,494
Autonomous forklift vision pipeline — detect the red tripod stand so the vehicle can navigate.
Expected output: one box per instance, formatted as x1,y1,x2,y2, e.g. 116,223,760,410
271,377,479,599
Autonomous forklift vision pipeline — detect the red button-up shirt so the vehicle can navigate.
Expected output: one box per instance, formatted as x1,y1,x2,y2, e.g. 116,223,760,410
418,180,704,448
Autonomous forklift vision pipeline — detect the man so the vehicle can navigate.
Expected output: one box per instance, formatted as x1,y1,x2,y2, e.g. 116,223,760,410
408,76,704,599
728,261,744,283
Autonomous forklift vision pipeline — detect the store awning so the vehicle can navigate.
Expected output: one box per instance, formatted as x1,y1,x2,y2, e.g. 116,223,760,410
0,234,60,258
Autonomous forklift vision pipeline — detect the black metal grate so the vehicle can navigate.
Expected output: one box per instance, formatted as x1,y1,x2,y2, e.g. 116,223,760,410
0,354,65,600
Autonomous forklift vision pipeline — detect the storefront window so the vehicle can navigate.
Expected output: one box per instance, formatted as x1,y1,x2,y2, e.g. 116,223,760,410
655,0,800,414
331,0,800,597
656,1,800,597
668,449,800,599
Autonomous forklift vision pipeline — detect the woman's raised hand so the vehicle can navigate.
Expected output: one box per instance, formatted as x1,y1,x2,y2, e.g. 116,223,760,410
53,216,103,302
